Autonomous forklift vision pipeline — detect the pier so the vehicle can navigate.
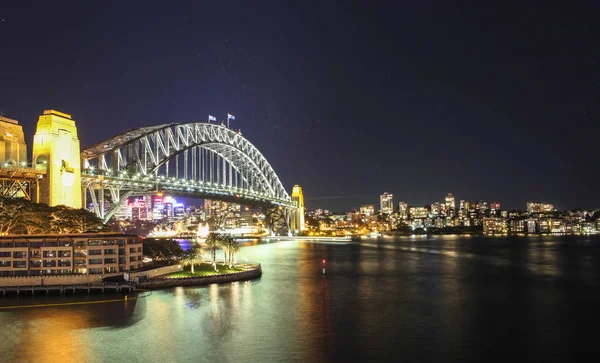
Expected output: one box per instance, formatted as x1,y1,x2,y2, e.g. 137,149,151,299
0,282,135,296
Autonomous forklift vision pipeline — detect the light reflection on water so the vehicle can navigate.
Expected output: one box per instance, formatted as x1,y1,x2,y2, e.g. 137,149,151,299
1,236,600,362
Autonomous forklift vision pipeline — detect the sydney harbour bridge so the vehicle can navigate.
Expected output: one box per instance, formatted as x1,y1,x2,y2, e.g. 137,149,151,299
0,110,303,236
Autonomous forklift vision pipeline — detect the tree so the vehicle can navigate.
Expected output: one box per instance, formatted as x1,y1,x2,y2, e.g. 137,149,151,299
226,236,239,267
180,245,203,273
0,197,109,235
205,232,220,266
0,197,28,234
142,238,184,262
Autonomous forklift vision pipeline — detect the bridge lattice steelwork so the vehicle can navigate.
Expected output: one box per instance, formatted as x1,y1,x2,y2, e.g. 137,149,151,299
81,122,293,235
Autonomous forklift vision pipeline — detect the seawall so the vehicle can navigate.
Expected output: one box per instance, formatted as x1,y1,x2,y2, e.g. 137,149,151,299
137,266,262,289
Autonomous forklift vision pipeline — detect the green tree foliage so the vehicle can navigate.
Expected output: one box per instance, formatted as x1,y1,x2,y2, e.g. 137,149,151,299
205,232,220,265
180,244,204,273
225,236,240,267
0,197,108,235
142,238,185,261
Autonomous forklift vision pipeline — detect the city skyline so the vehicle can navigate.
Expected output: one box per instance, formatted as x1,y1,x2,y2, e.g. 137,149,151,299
1,3,599,212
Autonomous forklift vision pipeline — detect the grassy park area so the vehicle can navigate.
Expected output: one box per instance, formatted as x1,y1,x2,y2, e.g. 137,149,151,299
166,263,248,278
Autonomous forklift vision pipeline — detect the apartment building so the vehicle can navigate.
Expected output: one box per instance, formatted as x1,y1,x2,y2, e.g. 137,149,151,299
0,232,143,277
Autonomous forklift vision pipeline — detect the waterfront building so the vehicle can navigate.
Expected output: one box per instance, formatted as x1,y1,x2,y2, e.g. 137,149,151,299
459,200,467,211
0,232,143,277
509,219,526,234
411,219,424,229
424,218,433,228
434,217,445,228
538,218,550,233
483,218,507,235
380,192,394,214
526,219,537,233
360,204,375,216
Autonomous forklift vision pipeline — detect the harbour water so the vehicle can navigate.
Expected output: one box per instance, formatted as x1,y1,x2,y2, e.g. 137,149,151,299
1,235,600,362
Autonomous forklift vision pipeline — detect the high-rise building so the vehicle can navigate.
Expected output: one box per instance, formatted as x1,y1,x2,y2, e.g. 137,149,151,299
398,202,408,220
445,193,455,217
380,192,394,214
459,200,467,210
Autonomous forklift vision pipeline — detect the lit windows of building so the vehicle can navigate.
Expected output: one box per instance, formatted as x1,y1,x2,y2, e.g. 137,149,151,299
483,218,507,235
434,217,445,228
445,193,455,217
430,202,441,217
411,219,424,229
477,201,489,213
360,205,375,216
538,218,550,233
409,207,428,219
527,219,537,233
459,200,467,210
380,192,394,214
509,219,526,234
527,202,555,213
398,202,408,220
0,232,143,277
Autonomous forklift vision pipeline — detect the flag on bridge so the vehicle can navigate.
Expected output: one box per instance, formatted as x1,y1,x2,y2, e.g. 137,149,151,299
208,115,216,122
227,113,235,128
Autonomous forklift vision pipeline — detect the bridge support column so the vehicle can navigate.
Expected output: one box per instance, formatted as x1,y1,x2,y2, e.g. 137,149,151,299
32,110,82,208
264,206,291,236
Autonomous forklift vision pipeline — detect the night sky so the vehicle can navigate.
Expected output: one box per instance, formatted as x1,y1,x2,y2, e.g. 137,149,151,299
1,2,599,212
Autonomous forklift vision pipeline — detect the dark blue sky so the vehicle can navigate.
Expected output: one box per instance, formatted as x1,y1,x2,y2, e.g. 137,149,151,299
1,1,599,211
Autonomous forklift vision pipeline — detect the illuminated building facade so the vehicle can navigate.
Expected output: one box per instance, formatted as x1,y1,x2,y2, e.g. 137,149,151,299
483,218,507,235
0,232,143,277
32,110,82,208
445,193,455,217
360,204,375,216
398,202,408,220
290,184,306,232
409,206,428,219
380,192,393,214
527,202,555,213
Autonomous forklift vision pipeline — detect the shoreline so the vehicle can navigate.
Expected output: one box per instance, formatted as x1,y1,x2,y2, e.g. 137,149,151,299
137,265,263,289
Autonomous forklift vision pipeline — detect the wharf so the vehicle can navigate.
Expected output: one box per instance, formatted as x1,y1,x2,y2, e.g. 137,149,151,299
0,282,135,296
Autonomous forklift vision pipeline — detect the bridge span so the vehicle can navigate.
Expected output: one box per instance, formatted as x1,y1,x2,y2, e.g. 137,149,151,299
81,122,295,234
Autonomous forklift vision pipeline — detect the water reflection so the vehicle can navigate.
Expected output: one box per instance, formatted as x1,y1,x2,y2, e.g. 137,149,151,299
2,236,600,362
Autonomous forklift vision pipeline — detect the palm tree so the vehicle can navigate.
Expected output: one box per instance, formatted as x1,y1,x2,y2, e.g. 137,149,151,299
205,232,220,266
217,234,231,266
226,236,239,268
180,245,203,274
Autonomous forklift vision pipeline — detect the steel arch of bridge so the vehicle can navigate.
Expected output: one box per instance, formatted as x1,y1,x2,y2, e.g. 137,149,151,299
81,122,293,235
